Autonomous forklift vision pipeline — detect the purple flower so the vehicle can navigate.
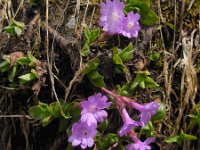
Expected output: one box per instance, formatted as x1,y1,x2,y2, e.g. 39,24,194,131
121,12,141,38
131,102,160,126
81,93,111,126
99,0,111,30
119,108,139,137
126,136,155,150
100,0,125,33
99,0,141,38
68,121,97,149
81,113,98,126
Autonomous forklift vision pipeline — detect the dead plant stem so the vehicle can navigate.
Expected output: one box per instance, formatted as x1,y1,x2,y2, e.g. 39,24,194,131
45,0,66,117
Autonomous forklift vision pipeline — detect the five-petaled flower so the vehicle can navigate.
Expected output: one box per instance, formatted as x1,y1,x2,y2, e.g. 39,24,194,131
81,93,111,126
119,108,139,137
68,121,97,149
121,12,141,38
134,102,160,127
100,0,125,33
99,0,141,38
126,136,155,150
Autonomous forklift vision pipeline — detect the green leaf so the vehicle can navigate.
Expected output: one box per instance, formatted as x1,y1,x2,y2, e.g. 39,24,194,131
188,111,200,128
3,19,25,36
165,131,197,144
0,60,10,72
69,105,81,117
81,43,91,57
28,102,51,120
19,72,37,84
29,0,42,5
141,121,154,136
102,133,119,149
130,72,145,89
41,115,54,127
14,27,22,36
118,43,134,62
83,23,91,43
112,47,127,74
131,71,159,89
48,102,61,118
63,101,75,114
139,81,145,89
81,24,100,56
12,19,25,28
90,28,100,43
82,23,100,44
28,52,38,67
140,9,158,26
125,0,150,11
188,114,198,119
82,58,100,75
95,134,103,149
63,101,81,118
3,26,14,34
152,103,166,121
118,71,159,95
167,23,175,30
165,136,181,144
98,119,109,132
182,134,197,141
124,5,141,14
31,69,39,78
150,51,160,61
145,76,160,88
8,64,18,82
17,57,31,65
87,70,106,87
181,130,197,141
118,83,133,96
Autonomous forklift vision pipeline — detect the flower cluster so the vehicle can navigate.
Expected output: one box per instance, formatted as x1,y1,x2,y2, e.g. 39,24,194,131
126,136,155,150
118,99,159,137
100,0,141,38
101,87,160,150
68,89,160,149
68,93,111,149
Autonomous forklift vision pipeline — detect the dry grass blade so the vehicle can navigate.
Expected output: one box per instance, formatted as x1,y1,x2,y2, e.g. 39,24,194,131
45,0,66,118
175,30,198,132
